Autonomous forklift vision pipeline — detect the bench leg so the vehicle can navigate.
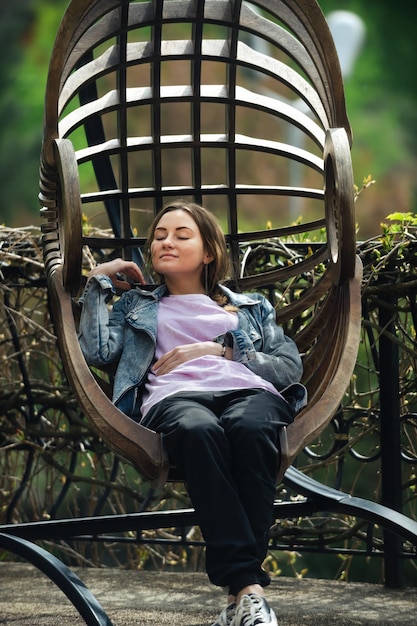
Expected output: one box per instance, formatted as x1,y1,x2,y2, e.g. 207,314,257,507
0,532,113,625
283,466,417,546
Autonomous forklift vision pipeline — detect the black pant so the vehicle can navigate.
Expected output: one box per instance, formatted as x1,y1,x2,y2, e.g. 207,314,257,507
142,389,294,596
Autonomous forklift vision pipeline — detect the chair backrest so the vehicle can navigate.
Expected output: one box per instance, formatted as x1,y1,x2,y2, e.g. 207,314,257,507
39,0,362,483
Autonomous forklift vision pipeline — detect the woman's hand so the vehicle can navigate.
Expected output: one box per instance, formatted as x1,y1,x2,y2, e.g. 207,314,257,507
88,259,146,291
152,341,228,376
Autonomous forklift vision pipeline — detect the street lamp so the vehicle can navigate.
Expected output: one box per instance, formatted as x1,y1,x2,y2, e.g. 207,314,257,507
326,11,366,80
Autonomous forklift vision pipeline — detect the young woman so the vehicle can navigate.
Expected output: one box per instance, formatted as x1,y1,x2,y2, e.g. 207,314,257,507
78,201,307,626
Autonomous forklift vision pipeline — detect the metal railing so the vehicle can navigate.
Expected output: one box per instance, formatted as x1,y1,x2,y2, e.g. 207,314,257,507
1,228,416,591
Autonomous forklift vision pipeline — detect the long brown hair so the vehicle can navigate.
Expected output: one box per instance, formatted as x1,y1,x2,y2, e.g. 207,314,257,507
145,201,230,298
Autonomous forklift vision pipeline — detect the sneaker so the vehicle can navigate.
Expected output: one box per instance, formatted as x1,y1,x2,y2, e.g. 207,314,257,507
232,594,278,626
211,602,236,626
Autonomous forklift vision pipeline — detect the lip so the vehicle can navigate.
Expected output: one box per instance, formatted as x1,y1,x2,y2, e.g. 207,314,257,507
159,253,178,259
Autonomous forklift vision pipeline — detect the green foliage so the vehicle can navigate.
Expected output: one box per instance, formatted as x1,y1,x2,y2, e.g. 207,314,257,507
318,0,417,213
0,0,66,224
385,212,417,232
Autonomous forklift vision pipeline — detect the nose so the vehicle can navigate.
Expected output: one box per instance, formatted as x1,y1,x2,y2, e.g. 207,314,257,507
162,236,174,248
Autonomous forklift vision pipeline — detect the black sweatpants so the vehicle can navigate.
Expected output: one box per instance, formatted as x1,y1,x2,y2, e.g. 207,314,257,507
142,388,294,596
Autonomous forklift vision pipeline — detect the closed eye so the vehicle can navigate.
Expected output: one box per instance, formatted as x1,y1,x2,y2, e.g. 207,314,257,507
154,235,189,241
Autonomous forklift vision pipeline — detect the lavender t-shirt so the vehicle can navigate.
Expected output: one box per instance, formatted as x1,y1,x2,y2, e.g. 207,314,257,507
140,294,280,417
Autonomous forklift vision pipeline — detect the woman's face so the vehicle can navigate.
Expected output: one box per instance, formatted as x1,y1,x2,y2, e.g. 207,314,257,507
151,209,212,287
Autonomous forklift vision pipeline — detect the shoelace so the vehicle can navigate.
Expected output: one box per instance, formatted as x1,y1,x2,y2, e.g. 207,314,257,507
223,603,236,626
212,602,236,626
237,595,270,626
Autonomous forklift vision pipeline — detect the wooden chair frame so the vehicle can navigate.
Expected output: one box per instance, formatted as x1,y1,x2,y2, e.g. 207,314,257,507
39,0,362,485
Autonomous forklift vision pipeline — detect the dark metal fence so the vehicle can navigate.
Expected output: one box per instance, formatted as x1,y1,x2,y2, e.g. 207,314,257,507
1,225,416,585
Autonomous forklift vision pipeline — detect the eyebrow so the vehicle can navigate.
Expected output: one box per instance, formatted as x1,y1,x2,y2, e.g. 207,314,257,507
154,225,194,233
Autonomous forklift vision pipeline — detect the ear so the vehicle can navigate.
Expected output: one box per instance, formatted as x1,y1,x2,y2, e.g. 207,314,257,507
204,251,214,264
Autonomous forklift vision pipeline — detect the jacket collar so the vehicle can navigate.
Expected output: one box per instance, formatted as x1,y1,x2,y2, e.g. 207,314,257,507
135,283,168,300
135,282,258,307
218,284,259,307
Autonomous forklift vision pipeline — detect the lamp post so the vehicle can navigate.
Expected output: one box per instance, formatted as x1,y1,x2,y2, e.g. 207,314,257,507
326,11,366,80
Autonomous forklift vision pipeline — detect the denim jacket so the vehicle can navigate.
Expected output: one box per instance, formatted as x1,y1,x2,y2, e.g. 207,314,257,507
78,275,307,419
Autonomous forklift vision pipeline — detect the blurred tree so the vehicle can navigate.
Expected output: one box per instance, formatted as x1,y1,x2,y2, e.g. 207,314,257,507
0,0,65,225
0,1,36,224
319,0,417,233
319,0,417,97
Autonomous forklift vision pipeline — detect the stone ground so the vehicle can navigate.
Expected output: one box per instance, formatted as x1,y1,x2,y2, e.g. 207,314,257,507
1,563,416,626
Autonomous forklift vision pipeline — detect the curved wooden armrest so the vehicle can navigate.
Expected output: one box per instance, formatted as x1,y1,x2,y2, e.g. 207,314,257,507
278,255,363,481
48,265,169,484
325,127,356,284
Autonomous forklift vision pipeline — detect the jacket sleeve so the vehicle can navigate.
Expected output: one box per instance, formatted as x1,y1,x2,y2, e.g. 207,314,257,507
78,274,127,367
225,294,303,390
